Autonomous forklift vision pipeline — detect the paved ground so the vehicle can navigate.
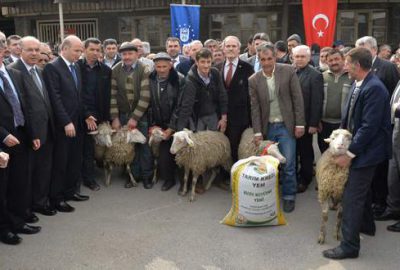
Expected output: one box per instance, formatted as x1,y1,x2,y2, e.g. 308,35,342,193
0,168,399,270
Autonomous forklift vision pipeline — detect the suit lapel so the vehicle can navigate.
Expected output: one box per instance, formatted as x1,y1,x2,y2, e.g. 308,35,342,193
274,64,281,97
58,57,79,91
257,71,269,104
0,85,13,109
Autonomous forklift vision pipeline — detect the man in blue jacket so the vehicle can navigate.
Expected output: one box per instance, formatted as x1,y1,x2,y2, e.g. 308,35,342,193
323,47,392,259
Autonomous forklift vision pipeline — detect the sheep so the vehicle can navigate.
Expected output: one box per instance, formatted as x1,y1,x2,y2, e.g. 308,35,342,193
238,128,286,163
88,122,115,164
102,126,146,187
316,129,352,244
170,129,232,202
148,126,165,184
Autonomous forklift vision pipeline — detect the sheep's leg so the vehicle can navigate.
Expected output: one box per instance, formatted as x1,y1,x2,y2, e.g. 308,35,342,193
334,202,343,241
204,168,219,191
152,160,158,184
179,167,189,196
105,163,112,187
126,164,138,187
190,173,199,202
329,196,339,210
318,200,329,244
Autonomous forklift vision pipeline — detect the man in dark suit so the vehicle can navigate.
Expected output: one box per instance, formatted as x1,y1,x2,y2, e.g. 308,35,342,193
166,37,189,69
3,35,22,66
355,36,400,216
249,43,305,213
0,40,41,245
292,45,324,193
9,36,56,217
43,35,88,213
323,47,392,259
77,37,111,191
215,36,254,162
103,38,121,68
176,40,202,76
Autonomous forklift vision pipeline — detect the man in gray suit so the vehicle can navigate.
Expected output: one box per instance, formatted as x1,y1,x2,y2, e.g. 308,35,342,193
249,43,305,213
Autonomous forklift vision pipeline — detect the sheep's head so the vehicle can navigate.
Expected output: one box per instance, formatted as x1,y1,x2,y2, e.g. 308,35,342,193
149,126,165,147
126,128,147,144
257,140,286,164
324,129,352,156
170,129,194,154
88,122,115,147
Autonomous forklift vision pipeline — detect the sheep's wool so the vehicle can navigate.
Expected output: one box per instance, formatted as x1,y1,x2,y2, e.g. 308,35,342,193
222,156,286,227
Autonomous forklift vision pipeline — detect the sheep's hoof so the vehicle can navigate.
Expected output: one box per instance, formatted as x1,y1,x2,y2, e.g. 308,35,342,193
178,190,187,196
317,234,325,245
189,195,196,202
124,181,134,188
131,181,138,187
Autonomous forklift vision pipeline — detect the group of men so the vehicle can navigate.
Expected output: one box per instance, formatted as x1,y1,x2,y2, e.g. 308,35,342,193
0,30,400,262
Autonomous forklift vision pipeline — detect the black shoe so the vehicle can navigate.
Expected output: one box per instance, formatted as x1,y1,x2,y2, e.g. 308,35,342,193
68,193,89,202
297,183,308,193
84,181,100,191
124,181,134,188
14,224,41,235
161,181,176,191
0,231,22,245
25,213,39,224
143,178,154,189
387,221,400,232
372,203,386,216
33,206,57,216
283,200,295,213
374,209,400,221
54,201,75,213
322,246,358,260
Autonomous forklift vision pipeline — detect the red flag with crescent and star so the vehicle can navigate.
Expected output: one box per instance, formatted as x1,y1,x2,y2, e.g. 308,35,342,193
302,0,338,47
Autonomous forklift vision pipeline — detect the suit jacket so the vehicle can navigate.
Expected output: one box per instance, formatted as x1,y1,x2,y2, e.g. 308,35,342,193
249,63,305,137
43,57,83,131
176,58,194,76
296,65,324,127
215,59,254,127
0,67,28,148
341,72,392,168
9,59,55,144
246,55,256,67
372,57,400,96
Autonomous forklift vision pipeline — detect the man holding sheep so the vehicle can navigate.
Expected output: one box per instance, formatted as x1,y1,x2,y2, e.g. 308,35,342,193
323,47,392,259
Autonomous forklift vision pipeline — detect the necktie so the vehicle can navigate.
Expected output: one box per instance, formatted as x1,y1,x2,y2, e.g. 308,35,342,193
69,64,78,88
225,62,233,88
347,86,361,132
30,67,43,96
0,70,25,127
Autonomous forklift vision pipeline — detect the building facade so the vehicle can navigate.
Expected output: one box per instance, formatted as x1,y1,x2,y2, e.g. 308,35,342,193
1,0,399,50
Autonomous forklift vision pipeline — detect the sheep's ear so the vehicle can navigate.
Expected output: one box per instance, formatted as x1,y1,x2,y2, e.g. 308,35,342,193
185,136,195,147
274,142,279,146
324,138,332,143
111,129,117,133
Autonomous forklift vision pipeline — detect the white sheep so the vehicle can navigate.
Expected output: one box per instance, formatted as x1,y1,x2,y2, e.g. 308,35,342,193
316,129,352,244
148,126,165,184
89,122,115,164
170,129,232,202
238,128,286,163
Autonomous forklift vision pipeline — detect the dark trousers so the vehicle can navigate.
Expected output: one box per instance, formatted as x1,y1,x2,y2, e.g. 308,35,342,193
158,139,176,183
50,129,83,203
226,124,248,162
371,160,388,206
318,122,340,154
340,165,376,253
30,138,53,209
296,131,314,187
81,133,96,185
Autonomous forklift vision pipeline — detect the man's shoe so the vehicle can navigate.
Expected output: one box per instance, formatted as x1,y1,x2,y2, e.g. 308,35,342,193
143,181,154,189
161,181,176,191
297,183,307,193
387,221,400,232
372,203,386,216
14,224,41,235
84,181,100,191
54,201,75,213
374,209,400,221
68,193,89,202
283,200,295,213
0,231,22,245
25,213,39,224
33,206,57,216
322,246,358,260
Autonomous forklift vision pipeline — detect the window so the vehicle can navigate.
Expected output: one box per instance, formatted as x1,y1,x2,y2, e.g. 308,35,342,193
337,10,387,45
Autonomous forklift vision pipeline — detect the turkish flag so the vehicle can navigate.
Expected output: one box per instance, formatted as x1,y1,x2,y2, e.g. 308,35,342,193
302,0,338,47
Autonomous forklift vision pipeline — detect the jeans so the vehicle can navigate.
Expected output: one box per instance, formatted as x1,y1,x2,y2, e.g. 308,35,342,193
266,123,297,201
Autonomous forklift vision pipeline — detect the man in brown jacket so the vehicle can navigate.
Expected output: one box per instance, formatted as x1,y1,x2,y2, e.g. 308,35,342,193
249,43,305,213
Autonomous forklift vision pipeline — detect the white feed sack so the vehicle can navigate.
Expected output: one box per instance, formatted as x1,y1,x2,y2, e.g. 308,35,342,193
221,155,286,226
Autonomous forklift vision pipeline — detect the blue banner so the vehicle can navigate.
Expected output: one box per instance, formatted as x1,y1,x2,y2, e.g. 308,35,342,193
170,4,200,45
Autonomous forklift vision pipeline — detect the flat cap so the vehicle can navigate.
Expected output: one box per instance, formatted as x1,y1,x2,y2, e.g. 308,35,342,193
153,52,172,62
119,42,138,53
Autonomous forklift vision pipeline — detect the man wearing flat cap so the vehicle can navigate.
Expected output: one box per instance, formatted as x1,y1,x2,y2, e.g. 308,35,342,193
148,52,185,191
110,42,154,189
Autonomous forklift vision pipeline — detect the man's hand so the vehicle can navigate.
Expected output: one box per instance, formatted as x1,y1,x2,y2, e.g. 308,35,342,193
127,118,137,130
334,154,352,168
163,128,174,140
4,134,20,147
85,116,97,131
65,123,76,137
111,118,121,130
32,139,41,150
217,115,227,133
294,127,305,138
0,152,9,168
253,135,263,146
308,126,318,134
